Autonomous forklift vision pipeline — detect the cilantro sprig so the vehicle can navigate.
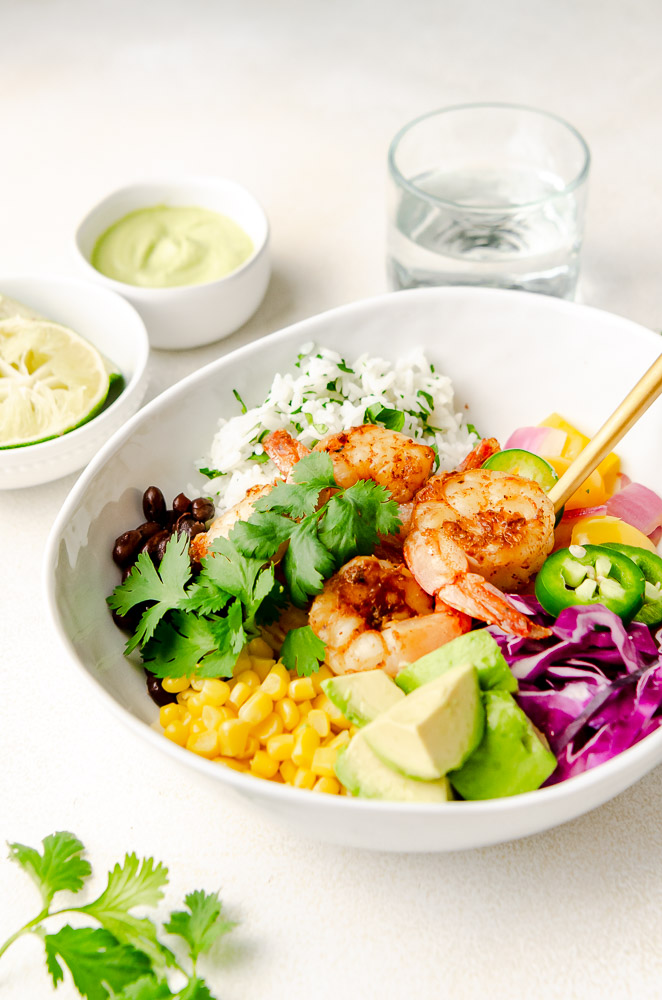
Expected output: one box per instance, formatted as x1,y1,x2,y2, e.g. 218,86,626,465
1,832,235,999
108,452,400,679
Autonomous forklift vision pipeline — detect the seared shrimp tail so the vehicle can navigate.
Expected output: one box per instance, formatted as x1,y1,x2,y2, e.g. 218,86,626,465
456,437,501,472
262,429,311,477
439,574,551,639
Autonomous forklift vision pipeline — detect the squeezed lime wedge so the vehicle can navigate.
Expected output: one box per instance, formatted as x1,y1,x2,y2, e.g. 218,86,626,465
0,316,114,448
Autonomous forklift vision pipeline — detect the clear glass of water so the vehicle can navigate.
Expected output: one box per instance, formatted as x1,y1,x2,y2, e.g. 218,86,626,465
387,103,590,298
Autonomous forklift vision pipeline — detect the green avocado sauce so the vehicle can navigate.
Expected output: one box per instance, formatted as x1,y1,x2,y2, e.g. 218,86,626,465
91,204,254,288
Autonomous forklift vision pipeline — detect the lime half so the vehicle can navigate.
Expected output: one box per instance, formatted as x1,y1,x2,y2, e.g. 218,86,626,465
0,317,112,448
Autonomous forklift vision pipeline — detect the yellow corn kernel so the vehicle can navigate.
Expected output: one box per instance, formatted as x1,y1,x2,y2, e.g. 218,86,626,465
234,669,260,690
249,636,274,658
200,679,230,706
279,759,297,784
274,698,300,731
325,730,351,750
218,719,252,757
250,750,280,779
201,705,224,731
190,677,206,691
311,746,338,778
215,756,249,772
288,676,316,702
307,709,330,738
250,656,275,682
163,721,188,746
228,681,252,710
179,711,192,727
313,776,341,795
261,664,290,700
185,693,205,717
187,729,220,758
311,665,334,693
292,725,321,768
292,767,316,790
266,733,296,761
159,703,182,727
252,712,284,743
297,699,313,718
161,676,191,694
189,719,207,737
238,690,274,725
238,735,260,760
313,693,351,729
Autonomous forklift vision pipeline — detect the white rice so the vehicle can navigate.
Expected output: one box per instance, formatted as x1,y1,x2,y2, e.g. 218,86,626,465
200,344,479,510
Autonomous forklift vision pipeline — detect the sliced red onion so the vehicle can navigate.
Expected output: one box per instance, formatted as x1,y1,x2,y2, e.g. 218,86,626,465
605,482,662,536
560,504,607,523
504,426,567,456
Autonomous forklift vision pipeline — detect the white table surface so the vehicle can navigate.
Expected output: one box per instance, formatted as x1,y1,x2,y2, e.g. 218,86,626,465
2,1,662,997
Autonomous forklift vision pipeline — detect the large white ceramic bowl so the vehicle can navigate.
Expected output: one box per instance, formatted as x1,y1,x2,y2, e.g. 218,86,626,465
44,288,662,851
73,177,271,350
1,275,149,490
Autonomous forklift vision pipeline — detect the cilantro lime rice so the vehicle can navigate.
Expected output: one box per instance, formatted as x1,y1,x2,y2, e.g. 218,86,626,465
202,344,478,510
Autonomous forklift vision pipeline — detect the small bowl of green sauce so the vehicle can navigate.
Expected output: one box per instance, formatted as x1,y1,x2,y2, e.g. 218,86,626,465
74,177,270,349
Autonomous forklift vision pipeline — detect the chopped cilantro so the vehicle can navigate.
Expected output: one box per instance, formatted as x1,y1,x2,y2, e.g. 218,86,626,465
280,626,326,676
363,404,405,432
232,388,247,413
198,467,226,480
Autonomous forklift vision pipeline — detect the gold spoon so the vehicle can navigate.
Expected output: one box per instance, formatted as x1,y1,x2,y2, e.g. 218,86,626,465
547,352,662,514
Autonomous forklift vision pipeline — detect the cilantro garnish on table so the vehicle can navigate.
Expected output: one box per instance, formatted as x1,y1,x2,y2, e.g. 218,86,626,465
1,832,236,999
108,452,401,678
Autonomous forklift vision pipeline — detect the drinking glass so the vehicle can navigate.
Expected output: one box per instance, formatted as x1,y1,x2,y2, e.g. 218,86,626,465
387,103,590,298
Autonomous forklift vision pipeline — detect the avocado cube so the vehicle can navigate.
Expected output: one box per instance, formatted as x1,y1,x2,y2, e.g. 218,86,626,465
321,669,405,727
335,730,453,802
449,690,557,799
396,628,517,694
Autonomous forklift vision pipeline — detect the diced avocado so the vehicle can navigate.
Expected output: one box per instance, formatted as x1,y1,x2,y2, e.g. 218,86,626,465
363,662,484,780
449,690,557,799
335,730,453,802
396,628,517,694
321,669,405,727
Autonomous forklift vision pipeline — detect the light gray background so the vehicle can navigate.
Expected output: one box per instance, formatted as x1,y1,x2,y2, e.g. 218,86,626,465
1,1,661,997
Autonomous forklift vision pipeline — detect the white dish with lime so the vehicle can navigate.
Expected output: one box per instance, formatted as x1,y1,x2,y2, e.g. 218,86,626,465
0,276,149,489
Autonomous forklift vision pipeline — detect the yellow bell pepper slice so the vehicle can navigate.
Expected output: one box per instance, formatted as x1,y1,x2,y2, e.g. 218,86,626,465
539,414,620,495
570,515,657,552
542,455,608,510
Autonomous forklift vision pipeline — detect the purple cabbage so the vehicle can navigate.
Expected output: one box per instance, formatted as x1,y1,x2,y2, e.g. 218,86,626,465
488,598,662,784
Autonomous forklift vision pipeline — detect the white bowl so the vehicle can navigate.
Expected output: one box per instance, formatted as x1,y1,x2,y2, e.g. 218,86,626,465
44,288,662,851
73,177,271,350
1,275,149,490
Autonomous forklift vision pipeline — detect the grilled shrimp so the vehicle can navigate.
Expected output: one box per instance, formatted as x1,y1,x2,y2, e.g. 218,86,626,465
403,467,555,639
309,555,471,676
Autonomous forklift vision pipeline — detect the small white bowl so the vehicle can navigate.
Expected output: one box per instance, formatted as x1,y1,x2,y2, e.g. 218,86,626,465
73,177,271,350
0,275,149,490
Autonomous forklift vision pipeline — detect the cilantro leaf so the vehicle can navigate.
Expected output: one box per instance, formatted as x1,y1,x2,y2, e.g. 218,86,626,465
231,512,293,560
144,606,245,679
8,831,91,907
107,535,192,654
466,422,480,437
280,626,326,676
363,404,405,432
177,980,214,1000
283,521,336,606
80,855,174,971
254,452,335,518
107,978,173,1000
192,537,281,633
232,388,247,413
198,467,225,480
164,890,235,965
44,926,153,1000
319,481,401,565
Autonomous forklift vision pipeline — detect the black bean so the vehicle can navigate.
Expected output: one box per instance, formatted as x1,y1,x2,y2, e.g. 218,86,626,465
172,492,192,515
191,497,215,522
143,486,167,524
137,520,162,542
145,672,176,706
111,604,141,630
113,529,143,567
144,528,171,563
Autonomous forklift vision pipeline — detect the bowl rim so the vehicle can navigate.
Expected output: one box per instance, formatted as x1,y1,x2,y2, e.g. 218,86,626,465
72,174,271,297
0,272,150,460
43,285,662,817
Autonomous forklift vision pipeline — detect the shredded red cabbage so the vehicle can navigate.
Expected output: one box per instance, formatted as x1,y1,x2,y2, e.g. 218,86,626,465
488,596,662,784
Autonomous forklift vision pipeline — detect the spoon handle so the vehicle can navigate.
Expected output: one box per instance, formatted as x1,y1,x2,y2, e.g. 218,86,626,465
547,352,662,514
